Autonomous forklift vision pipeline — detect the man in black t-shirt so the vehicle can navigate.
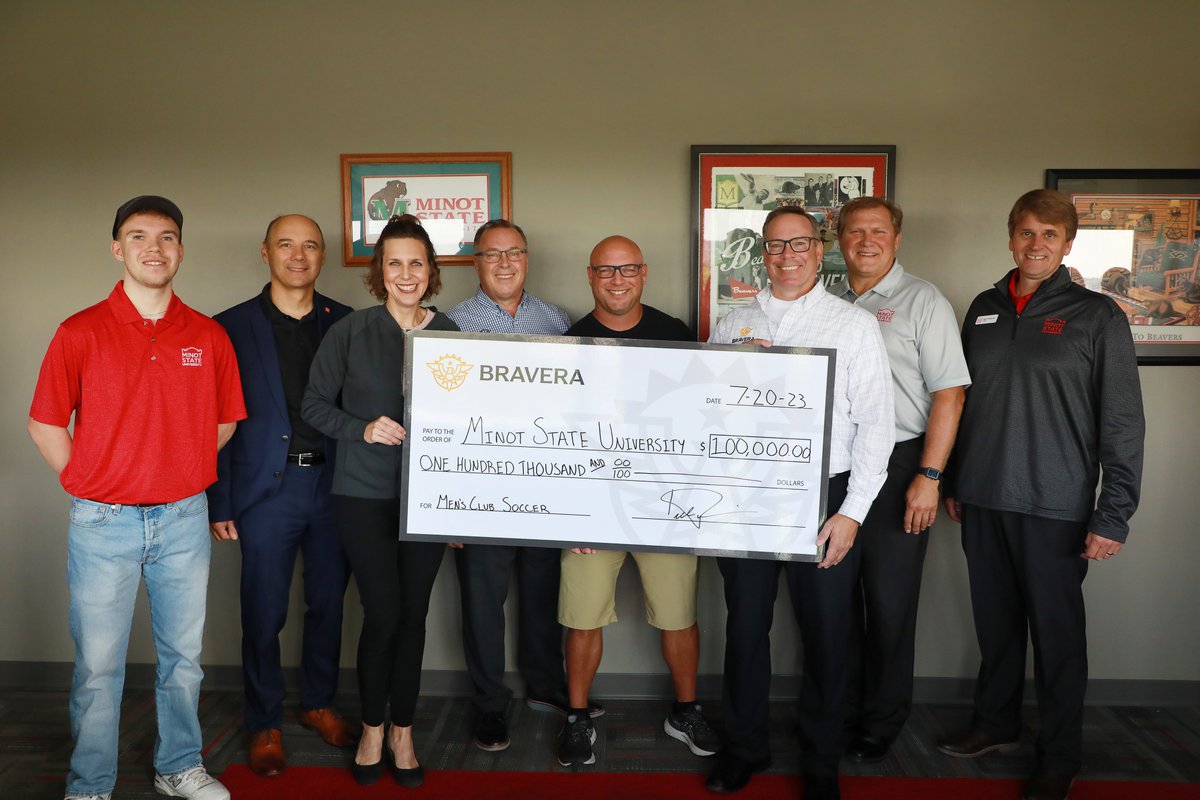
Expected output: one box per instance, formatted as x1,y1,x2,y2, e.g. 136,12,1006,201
556,236,717,768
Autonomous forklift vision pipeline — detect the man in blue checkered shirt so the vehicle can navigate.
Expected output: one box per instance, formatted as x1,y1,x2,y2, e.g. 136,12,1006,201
446,220,597,752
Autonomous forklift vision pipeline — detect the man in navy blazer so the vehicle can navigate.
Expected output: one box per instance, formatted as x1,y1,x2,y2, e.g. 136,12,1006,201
207,215,355,777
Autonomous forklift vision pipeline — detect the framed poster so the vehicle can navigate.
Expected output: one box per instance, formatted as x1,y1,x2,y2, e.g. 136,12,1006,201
1046,169,1200,365
340,152,512,267
690,145,896,341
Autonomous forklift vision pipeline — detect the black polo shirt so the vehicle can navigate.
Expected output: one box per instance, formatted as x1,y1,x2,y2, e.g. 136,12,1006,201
259,286,325,454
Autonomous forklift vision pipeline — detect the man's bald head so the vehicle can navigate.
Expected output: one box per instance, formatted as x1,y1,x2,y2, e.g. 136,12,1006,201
264,214,325,249
586,235,648,329
589,235,643,267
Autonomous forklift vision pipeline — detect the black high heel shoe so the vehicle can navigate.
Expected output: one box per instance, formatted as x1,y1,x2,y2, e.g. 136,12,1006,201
352,731,389,786
389,725,425,787
352,755,385,786
393,763,425,788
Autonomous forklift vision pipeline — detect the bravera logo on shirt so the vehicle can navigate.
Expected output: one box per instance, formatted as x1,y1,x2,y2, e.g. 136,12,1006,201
729,326,756,344
181,347,203,366
876,307,896,323
1041,318,1066,335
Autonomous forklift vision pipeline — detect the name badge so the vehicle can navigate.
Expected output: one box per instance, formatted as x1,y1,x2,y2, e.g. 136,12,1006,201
975,314,998,325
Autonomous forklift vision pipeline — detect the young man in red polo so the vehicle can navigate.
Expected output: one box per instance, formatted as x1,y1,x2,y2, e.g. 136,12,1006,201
28,196,246,800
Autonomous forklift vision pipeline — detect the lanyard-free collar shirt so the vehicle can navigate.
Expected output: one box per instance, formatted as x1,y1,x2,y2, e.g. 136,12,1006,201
710,282,895,523
830,262,971,441
447,287,570,335
30,282,246,504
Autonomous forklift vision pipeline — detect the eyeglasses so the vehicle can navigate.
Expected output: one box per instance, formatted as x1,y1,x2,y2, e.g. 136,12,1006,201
763,236,819,255
477,247,528,263
589,263,644,279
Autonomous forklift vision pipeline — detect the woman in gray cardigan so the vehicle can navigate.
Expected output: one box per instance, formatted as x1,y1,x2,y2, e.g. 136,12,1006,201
303,215,458,788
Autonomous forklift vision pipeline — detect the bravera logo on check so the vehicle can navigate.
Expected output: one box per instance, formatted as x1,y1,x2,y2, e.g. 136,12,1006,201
427,353,586,390
181,347,203,366
1042,317,1066,335
478,363,585,385
426,354,474,391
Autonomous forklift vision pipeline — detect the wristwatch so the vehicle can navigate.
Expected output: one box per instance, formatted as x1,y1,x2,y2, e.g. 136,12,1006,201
917,467,942,481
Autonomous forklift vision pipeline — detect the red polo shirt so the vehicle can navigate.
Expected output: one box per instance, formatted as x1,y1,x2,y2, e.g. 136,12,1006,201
30,282,247,504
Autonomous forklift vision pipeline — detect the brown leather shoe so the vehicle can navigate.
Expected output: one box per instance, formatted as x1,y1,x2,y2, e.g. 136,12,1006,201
1023,771,1074,800
248,728,286,777
299,707,359,747
936,727,1020,758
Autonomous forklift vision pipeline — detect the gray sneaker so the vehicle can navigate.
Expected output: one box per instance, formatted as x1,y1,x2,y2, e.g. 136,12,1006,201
665,703,721,756
64,794,111,800
153,766,230,799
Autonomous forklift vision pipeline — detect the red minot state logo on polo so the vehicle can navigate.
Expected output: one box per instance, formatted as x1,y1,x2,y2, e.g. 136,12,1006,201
1041,318,1066,335
181,347,203,366
876,307,896,323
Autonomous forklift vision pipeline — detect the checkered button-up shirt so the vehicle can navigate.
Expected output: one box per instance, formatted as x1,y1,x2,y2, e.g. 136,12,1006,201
446,287,571,335
710,282,895,523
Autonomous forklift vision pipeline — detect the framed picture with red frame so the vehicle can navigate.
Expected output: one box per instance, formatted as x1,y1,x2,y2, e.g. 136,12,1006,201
690,145,896,341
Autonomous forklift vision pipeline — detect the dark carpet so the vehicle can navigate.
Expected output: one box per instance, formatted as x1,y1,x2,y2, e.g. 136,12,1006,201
1,689,1197,798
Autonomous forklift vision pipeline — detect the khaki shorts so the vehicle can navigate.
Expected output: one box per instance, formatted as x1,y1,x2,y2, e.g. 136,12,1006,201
558,549,698,631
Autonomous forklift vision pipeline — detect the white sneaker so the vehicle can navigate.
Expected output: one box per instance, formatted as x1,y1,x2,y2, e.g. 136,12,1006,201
153,766,230,799
64,793,111,800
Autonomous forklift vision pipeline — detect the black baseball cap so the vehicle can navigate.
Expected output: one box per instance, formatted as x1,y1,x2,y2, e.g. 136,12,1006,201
112,195,184,240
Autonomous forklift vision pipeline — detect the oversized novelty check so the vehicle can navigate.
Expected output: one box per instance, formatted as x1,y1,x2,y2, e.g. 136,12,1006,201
401,332,835,561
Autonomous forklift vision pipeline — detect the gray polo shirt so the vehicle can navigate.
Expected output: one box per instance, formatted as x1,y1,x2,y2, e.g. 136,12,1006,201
831,262,970,442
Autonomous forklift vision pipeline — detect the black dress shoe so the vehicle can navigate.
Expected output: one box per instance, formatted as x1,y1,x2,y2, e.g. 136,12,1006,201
1023,771,1074,800
803,773,841,800
936,727,1020,758
394,764,425,788
705,754,770,794
474,711,510,751
848,734,892,762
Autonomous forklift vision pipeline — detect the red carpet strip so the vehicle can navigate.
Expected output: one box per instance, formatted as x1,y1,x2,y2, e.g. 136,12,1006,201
219,764,1200,800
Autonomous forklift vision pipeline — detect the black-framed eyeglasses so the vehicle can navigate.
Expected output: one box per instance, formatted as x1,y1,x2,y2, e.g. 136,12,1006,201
763,236,819,255
477,247,528,263
589,263,644,278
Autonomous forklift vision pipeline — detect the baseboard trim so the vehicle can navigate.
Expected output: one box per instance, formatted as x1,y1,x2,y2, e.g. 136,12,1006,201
1,661,1195,707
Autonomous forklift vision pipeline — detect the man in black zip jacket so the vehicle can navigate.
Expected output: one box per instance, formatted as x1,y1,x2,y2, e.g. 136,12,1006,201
937,190,1145,800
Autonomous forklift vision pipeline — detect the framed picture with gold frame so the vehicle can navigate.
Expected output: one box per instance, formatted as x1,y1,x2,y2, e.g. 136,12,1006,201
340,152,512,267
1046,168,1200,365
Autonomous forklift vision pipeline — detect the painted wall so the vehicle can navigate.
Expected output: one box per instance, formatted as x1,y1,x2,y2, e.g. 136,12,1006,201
2,0,1197,684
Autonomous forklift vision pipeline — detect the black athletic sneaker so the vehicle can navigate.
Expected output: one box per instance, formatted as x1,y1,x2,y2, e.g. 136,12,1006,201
557,713,597,766
664,703,720,756
474,711,510,752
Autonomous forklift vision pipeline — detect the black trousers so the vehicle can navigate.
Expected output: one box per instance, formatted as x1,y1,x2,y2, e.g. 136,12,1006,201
718,472,855,777
238,463,349,732
334,495,445,727
962,505,1089,776
845,436,928,740
455,543,566,713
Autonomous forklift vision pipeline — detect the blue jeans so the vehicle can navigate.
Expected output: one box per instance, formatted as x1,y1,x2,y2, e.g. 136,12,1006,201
66,493,211,796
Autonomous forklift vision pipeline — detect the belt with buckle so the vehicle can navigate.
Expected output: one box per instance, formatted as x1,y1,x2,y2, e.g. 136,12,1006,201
287,452,326,466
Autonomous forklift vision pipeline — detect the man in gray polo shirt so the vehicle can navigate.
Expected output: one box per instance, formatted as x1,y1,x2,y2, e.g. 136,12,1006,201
830,197,970,762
